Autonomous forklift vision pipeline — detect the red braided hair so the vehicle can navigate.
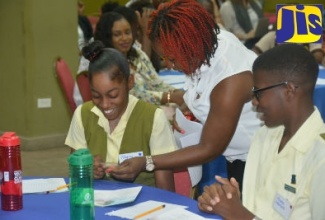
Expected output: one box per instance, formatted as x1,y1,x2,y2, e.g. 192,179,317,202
148,0,220,75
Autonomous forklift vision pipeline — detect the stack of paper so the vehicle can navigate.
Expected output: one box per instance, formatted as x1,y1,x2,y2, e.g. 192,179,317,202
174,108,203,186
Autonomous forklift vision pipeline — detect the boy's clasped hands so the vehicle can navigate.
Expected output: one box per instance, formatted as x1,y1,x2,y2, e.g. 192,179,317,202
197,176,252,219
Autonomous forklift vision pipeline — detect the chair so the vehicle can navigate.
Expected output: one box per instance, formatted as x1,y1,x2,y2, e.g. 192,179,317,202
197,155,228,196
173,169,195,198
54,57,77,113
76,71,92,102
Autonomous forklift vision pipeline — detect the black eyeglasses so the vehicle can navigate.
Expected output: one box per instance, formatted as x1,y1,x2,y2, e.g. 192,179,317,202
252,82,288,101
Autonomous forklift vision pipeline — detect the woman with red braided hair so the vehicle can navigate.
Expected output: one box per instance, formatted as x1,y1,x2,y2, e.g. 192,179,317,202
112,0,261,192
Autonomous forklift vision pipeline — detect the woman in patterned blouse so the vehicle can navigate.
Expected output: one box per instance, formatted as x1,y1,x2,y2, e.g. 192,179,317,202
92,11,185,106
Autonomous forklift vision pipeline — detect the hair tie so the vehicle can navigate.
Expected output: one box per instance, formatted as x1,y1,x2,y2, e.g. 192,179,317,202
87,50,102,62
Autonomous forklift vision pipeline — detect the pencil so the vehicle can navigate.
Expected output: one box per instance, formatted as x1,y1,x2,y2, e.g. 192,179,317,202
133,204,165,219
46,183,70,194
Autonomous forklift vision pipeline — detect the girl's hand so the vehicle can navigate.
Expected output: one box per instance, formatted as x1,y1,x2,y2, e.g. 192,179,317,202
93,155,105,179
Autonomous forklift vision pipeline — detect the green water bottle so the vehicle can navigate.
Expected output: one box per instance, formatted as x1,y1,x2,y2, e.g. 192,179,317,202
67,149,94,220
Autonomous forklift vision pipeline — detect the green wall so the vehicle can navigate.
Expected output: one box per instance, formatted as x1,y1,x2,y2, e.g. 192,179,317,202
82,0,129,16
0,0,79,149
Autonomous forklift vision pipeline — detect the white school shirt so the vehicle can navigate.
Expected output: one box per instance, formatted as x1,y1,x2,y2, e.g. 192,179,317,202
243,108,325,219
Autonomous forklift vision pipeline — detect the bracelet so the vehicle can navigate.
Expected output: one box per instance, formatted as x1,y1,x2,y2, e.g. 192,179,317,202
167,91,171,104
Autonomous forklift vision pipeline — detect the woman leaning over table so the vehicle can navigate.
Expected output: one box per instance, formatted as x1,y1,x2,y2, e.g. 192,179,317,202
112,0,261,192
65,41,176,191
77,11,184,107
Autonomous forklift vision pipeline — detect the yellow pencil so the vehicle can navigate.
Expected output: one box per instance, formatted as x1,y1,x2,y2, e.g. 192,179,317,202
133,204,166,219
46,184,70,194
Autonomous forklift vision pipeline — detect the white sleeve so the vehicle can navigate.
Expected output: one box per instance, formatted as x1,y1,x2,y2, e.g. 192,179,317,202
65,105,87,150
310,161,325,219
149,108,177,155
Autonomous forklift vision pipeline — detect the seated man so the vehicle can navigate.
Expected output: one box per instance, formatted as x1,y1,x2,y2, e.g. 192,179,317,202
65,41,176,191
198,43,325,219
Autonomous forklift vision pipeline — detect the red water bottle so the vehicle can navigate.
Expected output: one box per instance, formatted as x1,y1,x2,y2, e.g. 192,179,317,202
0,132,23,211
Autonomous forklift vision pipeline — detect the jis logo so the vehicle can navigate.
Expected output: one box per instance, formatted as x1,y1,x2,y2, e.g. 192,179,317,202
276,4,323,43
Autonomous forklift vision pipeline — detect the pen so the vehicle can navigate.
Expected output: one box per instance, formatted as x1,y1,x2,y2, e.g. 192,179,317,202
46,183,71,194
133,204,166,219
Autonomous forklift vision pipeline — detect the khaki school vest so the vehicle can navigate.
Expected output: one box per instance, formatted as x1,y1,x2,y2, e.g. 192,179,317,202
81,100,157,186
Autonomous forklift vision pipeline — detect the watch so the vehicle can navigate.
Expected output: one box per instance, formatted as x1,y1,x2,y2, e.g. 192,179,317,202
145,156,155,172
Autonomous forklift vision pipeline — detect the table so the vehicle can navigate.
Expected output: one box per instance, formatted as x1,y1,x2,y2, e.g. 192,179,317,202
315,68,325,121
158,69,186,89
0,178,221,220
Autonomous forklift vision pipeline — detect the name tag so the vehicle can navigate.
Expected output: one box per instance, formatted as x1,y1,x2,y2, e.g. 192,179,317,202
273,193,292,220
119,151,143,163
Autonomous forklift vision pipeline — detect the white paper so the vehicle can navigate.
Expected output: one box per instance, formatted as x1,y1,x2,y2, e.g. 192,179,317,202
105,200,187,219
22,178,68,194
151,207,219,220
94,186,142,207
174,108,203,186
316,77,325,85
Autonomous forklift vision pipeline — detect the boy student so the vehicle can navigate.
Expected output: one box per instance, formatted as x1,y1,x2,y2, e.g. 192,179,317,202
198,43,325,219
65,41,176,191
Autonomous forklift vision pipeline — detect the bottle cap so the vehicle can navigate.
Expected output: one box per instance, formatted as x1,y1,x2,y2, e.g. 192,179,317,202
68,149,93,166
0,132,20,147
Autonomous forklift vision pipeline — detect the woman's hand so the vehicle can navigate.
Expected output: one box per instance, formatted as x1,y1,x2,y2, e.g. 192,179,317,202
93,155,105,179
111,157,146,181
137,8,154,33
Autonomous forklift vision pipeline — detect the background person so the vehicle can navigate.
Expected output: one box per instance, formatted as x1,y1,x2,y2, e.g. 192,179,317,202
198,43,325,219
77,0,93,52
197,0,224,28
220,0,264,49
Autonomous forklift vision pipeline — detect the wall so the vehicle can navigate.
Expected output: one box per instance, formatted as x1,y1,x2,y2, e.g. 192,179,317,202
82,0,129,16
0,0,79,150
